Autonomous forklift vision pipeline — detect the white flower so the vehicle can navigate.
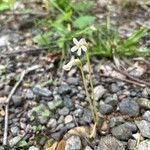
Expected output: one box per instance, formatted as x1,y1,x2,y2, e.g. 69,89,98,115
63,57,81,71
71,38,88,56
63,57,75,71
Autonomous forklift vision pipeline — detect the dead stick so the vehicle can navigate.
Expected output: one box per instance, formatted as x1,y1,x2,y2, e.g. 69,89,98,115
112,65,150,87
3,65,41,146
1,47,49,57
100,74,145,87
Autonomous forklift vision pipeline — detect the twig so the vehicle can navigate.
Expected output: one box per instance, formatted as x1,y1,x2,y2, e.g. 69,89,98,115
100,74,145,87
3,65,41,146
0,47,49,57
0,11,48,16
112,65,150,87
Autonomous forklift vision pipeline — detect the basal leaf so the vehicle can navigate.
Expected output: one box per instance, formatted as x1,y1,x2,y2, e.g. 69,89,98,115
73,16,96,29
16,140,28,148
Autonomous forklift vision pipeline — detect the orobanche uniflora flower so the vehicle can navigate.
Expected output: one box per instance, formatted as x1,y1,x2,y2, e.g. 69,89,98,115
63,57,81,71
71,38,88,56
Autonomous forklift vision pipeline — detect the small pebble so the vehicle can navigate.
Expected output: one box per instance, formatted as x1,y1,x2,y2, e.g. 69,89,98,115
65,136,81,150
58,107,70,116
64,115,73,124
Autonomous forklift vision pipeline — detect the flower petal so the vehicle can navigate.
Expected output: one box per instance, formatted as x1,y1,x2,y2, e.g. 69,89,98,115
63,64,71,71
81,45,87,52
63,57,75,71
73,38,78,45
77,48,82,56
71,46,77,52
80,38,86,45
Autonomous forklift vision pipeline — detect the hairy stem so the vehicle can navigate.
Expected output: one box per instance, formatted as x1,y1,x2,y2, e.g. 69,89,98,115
86,51,99,125
79,66,96,123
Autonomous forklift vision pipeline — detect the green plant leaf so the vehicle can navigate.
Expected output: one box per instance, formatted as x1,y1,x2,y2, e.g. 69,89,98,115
16,140,28,148
0,0,12,11
33,106,41,113
56,10,72,23
73,16,96,29
51,22,69,35
122,28,146,48
33,32,52,46
71,1,94,12
41,109,51,117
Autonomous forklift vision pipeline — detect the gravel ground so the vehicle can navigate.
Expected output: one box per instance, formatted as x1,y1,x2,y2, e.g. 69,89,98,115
0,2,150,150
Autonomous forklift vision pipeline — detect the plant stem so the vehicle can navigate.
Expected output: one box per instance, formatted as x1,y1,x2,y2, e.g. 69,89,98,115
85,51,99,125
79,66,96,123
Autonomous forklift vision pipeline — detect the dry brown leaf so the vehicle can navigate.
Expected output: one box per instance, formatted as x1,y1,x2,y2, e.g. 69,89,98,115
89,123,97,138
42,52,61,63
44,139,57,150
56,139,65,150
100,65,126,79
66,126,90,138
44,142,57,150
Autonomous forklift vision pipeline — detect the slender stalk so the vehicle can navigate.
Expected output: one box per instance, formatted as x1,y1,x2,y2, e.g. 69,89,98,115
85,51,99,125
79,66,96,123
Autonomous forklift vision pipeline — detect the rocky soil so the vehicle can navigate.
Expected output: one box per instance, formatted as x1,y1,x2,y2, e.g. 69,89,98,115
0,1,150,150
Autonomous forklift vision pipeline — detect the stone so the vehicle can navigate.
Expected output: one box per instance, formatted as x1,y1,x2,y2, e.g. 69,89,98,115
77,93,85,101
119,99,139,116
32,85,52,97
7,62,16,72
73,108,83,117
111,124,132,140
94,85,107,101
0,83,4,89
80,109,92,124
12,95,22,107
65,115,73,124
25,89,35,99
110,83,120,93
58,84,71,95
10,126,19,136
58,107,70,116
38,116,48,125
138,140,150,150
20,122,26,129
71,88,78,96
109,117,125,128
48,99,63,111
135,120,150,138
142,88,150,98
57,116,64,124
105,95,118,107
51,123,75,141
84,146,92,150
135,98,150,109
124,122,137,133
0,146,4,150
67,77,78,85
128,139,136,150
63,96,74,110
97,135,125,150
39,137,46,146
143,111,150,122
99,103,113,115
47,118,57,129
65,136,81,150
28,146,39,150
0,35,9,47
